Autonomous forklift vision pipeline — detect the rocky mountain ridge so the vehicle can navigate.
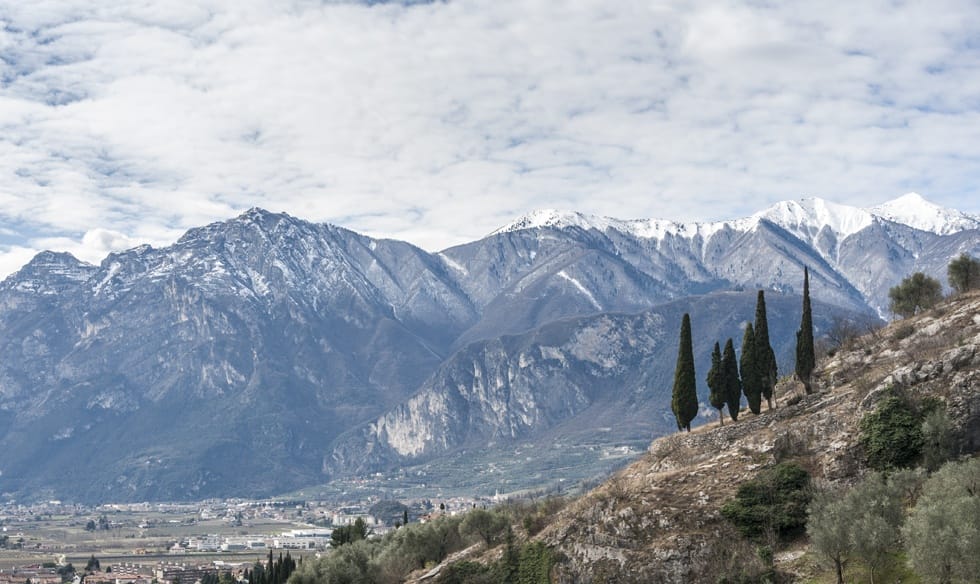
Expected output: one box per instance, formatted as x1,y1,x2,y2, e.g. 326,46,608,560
0,196,977,502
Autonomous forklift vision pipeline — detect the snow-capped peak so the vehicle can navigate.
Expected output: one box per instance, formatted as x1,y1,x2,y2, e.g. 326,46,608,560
496,198,877,242
871,192,980,235
496,194,978,242
493,209,611,233
1,251,96,295
754,198,874,240
493,209,717,240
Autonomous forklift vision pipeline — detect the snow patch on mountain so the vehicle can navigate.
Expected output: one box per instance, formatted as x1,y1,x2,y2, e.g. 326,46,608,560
871,192,980,235
0,251,96,295
558,270,602,310
439,253,468,275
497,193,976,242
755,198,874,239
494,208,748,242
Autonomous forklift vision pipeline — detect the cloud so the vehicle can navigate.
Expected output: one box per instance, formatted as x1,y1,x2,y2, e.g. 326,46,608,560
0,0,979,277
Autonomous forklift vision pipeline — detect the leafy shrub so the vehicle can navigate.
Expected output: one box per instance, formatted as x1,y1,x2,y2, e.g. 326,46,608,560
433,561,496,584
947,253,980,294
291,515,467,584
460,508,508,546
892,323,915,341
517,541,554,584
434,537,555,584
920,406,954,471
888,272,942,318
498,496,566,537
720,462,811,544
859,394,924,471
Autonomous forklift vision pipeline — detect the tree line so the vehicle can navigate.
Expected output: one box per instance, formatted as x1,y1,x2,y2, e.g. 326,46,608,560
289,499,566,584
672,252,980,431
244,550,298,584
889,253,980,318
672,267,816,431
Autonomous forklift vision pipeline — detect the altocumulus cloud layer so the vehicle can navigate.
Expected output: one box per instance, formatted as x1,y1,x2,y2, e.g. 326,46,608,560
0,0,979,276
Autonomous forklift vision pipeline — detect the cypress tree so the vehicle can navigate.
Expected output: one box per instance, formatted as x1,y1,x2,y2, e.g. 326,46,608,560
740,323,762,415
707,341,725,426
754,290,778,410
722,338,741,421
795,267,815,395
671,313,699,432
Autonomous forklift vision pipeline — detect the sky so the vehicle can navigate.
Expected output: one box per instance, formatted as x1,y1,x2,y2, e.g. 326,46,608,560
0,0,979,277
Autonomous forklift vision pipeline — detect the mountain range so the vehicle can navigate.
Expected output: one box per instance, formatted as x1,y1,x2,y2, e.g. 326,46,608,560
0,193,977,502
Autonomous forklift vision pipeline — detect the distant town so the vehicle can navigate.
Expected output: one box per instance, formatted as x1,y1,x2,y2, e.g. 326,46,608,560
0,494,497,584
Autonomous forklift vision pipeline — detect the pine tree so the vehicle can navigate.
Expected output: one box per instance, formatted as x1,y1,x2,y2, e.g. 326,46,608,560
722,338,741,421
671,313,699,432
795,267,815,395
740,323,762,415
706,341,725,426
754,290,778,409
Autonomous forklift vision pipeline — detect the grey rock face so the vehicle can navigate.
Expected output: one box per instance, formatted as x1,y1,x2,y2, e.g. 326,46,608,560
0,210,459,501
328,292,865,477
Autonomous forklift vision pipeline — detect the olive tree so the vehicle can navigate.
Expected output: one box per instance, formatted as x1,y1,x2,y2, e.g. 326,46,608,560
460,509,508,547
888,272,942,318
947,253,980,294
903,458,980,584
808,474,904,584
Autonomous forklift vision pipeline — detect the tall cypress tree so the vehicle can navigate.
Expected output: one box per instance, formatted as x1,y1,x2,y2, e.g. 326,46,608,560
722,338,741,421
707,341,725,426
671,313,699,432
754,290,778,410
795,267,815,395
740,323,762,415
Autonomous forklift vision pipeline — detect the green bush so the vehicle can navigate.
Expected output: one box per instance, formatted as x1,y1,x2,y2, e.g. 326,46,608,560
859,394,924,470
888,272,942,318
517,541,554,584
892,323,915,341
433,561,496,584
460,508,509,547
290,515,467,584
947,253,980,294
720,462,811,544
434,538,554,584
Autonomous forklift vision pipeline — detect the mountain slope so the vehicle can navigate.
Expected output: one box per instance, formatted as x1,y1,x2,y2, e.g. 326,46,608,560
0,210,466,501
528,291,980,583
327,292,868,477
